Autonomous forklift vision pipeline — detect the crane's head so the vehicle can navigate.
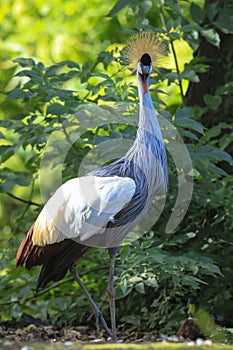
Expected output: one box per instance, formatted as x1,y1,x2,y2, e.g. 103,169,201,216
125,32,167,93
137,53,152,93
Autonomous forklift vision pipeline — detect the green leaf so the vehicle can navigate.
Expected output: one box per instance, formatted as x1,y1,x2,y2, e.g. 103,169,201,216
166,18,173,32
98,52,115,68
13,57,36,67
46,103,67,116
162,71,179,84
135,282,145,294
180,67,199,83
16,69,43,83
107,0,131,17
207,149,232,165
165,0,182,15
175,107,205,134
216,82,233,96
213,8,233,34
173,17,180,29
129,276,142,284
0,145,14,163
204,94,222,111
201,28,221,47
190,2,204,24
90,72,111,80
55,71,79,81
138,1,152,17
178,129,199,141
0,131,5,139
36,61,45,72
201,123,231,143
167,31,180,41
214,20,233,34
120,277,128,295
181,24,202,32
205,2,220,22
144,277,158,288
57,60,80,69
182,274,207,287
7,89,25,100
45,65,60,77
0,169,32,192
136,17,149,31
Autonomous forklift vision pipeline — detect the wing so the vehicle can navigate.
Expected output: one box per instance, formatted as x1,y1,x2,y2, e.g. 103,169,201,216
33,175,136,246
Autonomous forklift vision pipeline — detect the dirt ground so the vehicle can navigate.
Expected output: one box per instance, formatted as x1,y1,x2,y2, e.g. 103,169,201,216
0,317,160,346
2,322,233,350
1,315,232,349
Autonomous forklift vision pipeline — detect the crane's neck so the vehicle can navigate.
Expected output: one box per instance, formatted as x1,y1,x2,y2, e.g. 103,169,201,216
124,72,168,192
138,73,167,190
137,72,163,142
137,73,153,108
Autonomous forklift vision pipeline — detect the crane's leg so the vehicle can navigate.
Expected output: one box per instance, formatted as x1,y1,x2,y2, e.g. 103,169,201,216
106,247,118,341
70,264,112,338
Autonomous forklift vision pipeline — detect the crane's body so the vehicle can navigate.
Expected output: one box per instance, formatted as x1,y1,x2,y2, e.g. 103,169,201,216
16,33,168,341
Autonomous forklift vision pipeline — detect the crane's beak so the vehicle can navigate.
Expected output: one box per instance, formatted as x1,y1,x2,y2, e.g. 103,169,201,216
137,56,152,94
141,72,149,81
137,63,151,93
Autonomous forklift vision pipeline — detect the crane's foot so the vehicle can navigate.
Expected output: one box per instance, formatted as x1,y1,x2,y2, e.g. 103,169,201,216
87,309,112,338
70,265,112,338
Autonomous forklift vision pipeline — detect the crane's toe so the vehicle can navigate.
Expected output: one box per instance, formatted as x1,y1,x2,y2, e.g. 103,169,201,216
87,310,112,338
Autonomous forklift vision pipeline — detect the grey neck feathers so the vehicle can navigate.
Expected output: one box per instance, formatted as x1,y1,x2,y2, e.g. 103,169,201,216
125,72,168,192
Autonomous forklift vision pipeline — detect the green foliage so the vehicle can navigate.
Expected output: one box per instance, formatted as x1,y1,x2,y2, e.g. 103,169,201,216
0,0,233,342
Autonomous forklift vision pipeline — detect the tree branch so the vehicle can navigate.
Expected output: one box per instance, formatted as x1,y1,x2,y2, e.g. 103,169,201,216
7,192,40,207
158,4,185,105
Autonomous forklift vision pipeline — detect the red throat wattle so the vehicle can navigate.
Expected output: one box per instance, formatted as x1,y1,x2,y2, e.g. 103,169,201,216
143,79,148,94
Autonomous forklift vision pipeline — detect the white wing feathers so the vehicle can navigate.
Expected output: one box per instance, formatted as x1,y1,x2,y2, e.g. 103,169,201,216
33,176,136,246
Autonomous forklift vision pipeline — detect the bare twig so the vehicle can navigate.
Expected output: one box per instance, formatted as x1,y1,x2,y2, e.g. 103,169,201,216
18,181,37,220
7,192,40,207
62,122,74,147
158,4,185,105
0,266,108,307
170,41,185,103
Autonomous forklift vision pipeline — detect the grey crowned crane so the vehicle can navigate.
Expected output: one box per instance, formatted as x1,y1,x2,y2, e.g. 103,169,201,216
16,32,168,341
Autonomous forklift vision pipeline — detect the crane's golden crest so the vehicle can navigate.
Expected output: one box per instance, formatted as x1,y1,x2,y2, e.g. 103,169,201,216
125,32,167,69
